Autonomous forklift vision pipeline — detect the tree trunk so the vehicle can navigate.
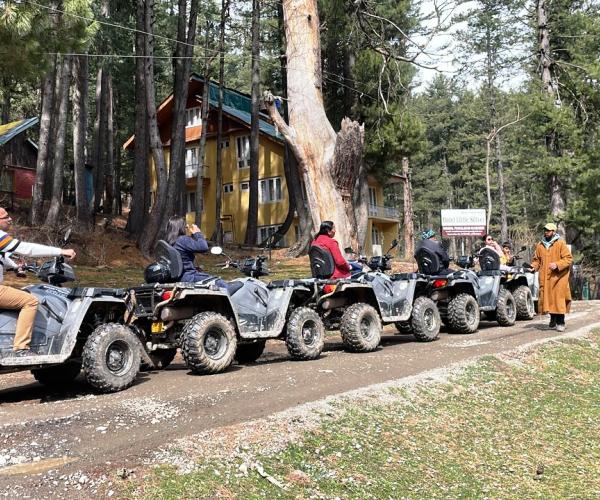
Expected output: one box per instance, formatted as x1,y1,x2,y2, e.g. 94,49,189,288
441,152,457,257
264,0,366,251
537,0,566,234
212,0,229,244
194,46,211,227
139,0,169,256
111,82,122,214
72,55,92,228
127,0,149,236
495,134,508,241
164,0,200,220
244,0,261,246
105,75,115,214
485,131,493,230
45,56,72,227
1,77,11,123
401,156,414,260
92,67,108,213
31,59,57,225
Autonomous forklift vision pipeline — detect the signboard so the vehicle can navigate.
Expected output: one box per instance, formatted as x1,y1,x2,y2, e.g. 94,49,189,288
441,209,486,237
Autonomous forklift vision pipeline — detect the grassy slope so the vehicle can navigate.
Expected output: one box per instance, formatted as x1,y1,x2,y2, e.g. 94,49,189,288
130,333,600,499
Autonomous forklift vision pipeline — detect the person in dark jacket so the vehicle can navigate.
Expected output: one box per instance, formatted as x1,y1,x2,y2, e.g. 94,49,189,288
416,229,452,275
165,216,227,288
311,221,354,279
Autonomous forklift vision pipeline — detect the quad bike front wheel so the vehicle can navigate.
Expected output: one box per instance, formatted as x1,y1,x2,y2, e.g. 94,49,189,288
513,285,536,320
285,307,325,360
410,296,441,342
340,303,381,352
495,288,517,326
181,312,237,374
82,323,141,393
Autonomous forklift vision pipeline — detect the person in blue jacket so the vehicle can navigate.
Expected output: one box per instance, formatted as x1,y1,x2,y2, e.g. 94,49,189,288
165,216,227,288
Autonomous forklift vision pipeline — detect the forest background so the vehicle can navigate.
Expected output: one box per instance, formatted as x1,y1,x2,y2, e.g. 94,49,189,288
0,0,598,266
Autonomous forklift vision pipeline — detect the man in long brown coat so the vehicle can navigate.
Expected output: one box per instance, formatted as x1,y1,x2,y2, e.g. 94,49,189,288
531,222,573,331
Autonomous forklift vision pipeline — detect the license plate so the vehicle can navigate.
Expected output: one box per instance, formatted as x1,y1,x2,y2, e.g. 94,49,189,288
151,322,165,333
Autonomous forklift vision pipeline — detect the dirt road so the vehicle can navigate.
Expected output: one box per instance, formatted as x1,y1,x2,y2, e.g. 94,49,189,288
1,301,599,497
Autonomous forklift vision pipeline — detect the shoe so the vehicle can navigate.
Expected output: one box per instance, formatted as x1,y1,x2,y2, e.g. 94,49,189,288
556,324,565,332
548,319,556,329
13,349,35,357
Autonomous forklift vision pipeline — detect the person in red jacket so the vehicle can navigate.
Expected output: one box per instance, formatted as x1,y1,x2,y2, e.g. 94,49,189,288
311,221,352,279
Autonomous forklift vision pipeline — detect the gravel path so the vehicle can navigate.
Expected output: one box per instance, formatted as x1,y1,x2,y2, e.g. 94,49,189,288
0,300,598,498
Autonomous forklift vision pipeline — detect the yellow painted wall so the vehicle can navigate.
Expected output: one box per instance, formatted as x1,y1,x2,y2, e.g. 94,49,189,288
154,134,397,249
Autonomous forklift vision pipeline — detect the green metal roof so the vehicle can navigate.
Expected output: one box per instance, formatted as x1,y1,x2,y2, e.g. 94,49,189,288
0,117,39,147
190,74,283,142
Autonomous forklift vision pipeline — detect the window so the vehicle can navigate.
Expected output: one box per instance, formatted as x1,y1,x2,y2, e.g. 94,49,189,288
257,225,284,247
185,107,201,127
223,183,234,194
368,187,378,216
220,138,230,149
240,182,249,191
371,226,381,246
236,135,250,169
259,177,282,203
187,192,203,213
185,147,200,178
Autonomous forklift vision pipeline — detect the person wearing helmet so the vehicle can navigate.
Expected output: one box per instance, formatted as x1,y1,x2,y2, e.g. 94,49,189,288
416,229,452,275
531,222,572,332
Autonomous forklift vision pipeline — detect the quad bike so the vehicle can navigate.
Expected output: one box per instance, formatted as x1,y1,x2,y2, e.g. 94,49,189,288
479,247,536,321
415,246,517,334
126,242,324,374
0,250,138,393
346,241,441,342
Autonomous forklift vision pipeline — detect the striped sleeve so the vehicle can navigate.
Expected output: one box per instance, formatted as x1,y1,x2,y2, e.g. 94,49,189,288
0,230,20,253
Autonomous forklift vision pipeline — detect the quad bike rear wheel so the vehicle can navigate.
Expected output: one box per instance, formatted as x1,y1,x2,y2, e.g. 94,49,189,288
340,303,381,352
285,307,324,360
513,285,535,320
181,312,237,374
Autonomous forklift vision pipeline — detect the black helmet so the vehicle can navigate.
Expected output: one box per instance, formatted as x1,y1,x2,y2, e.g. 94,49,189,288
144,261,171,284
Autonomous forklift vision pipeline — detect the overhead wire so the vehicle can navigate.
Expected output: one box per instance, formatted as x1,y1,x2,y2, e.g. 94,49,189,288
26,0,385,102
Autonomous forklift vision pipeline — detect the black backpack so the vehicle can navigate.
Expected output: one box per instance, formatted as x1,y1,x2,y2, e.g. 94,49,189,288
309,245,335,279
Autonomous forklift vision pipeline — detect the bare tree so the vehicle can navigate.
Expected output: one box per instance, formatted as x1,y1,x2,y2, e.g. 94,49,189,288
401,156,414,259
264,0,367,252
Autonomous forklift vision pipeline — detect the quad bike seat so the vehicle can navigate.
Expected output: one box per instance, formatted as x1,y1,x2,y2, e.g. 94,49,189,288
309,245,335,279
479,247,501,271
415,247,442,275
144,240,184,284
268,279,297,288
227,281,244,295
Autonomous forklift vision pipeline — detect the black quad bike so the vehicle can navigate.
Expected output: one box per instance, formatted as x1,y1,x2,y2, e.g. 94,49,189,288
0,256,138,393
126,242,325,374
347,241,441,342
415,246,517,334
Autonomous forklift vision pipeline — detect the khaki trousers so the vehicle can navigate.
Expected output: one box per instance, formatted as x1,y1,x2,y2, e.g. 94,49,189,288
0,285,39,350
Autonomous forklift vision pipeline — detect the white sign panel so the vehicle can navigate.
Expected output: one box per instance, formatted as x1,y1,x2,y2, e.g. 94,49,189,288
441,209,487,237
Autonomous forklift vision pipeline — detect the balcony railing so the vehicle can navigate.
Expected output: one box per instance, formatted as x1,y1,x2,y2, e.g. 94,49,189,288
185,163,210,179
368,204,399,219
